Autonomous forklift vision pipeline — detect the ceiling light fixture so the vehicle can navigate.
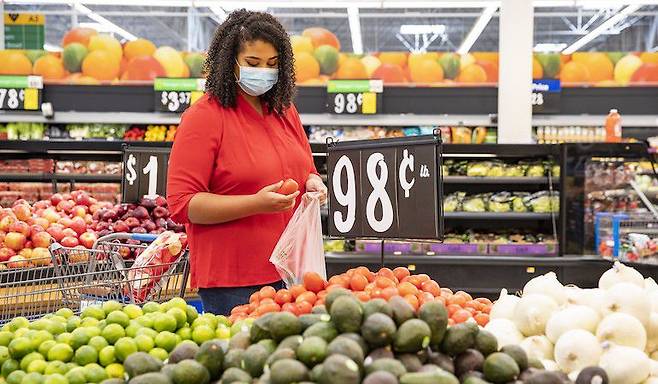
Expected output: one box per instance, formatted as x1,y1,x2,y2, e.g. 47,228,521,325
347,7,364,54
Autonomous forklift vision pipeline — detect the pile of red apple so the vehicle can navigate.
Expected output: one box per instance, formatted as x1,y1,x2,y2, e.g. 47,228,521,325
91,195,184,237
0,190,110,269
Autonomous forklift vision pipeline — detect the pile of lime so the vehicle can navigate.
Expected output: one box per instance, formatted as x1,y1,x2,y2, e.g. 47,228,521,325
0,298,240,384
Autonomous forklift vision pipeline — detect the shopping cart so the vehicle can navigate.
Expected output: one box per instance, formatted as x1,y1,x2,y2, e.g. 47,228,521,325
49,232,190,313
0,252,61,324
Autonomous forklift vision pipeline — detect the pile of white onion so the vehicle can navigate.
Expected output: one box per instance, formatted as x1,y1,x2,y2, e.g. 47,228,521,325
484,262,658,384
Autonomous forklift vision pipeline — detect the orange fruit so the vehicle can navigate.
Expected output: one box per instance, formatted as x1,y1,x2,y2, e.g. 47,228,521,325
123,56,166,81
0,50,33,75
640,52,658,64
614,54,643,84
62,27,98,47
408,52,439,70
123,39,156,61
294,51,320,83
302,272,325,293
259,286,276,299
302,27,340,50
335,57,367,79
295,291,317,305
33,55,66,80
360,55,382,77
581,52,613,82
82,50,120,81
88,34,122,65
630,63,658,83
457,64,487,83
289,285,306,299
349,274,368,291
532,57,544,79
471,52,499,64
378,52,408,68
560,61,590,83
153,46,186,78
393,267,410,282
372,63,407,83
290,36,314,56
477,60,498,82
409,59,444,83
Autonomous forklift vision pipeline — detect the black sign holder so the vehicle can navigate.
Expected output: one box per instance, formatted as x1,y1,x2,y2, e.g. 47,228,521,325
326,133,444,269
121,144,171,204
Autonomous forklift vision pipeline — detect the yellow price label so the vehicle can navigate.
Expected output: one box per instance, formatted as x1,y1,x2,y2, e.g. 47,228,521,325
526,266,536,273
4,13,44,25
23,88,38,110
190,91,203,105
407,264,416,271
361,92,377,114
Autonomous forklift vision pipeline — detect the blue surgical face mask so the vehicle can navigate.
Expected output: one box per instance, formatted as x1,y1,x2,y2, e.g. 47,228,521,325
235,61,279,97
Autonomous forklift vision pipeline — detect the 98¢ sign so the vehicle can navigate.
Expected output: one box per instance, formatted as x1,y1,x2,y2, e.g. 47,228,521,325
122,146,170,203
327,135,443,240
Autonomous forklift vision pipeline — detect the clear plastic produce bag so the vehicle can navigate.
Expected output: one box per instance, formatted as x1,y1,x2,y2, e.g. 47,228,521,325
269,192,326,288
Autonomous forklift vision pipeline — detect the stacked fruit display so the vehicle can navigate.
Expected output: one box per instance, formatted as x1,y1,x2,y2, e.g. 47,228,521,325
484,262,658,384
0,27,205,83
90,196,184,240
228,268,493,329
0,190,110,267
0,297,232,384
2,25,657,86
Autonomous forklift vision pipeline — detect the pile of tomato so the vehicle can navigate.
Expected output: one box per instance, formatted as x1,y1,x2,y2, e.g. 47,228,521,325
228,266,492,327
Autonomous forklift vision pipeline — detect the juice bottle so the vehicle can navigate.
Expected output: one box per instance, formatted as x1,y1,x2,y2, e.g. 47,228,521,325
605,109,622,142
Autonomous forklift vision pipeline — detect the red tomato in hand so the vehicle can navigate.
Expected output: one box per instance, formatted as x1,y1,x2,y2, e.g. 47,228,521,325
278,178,299,194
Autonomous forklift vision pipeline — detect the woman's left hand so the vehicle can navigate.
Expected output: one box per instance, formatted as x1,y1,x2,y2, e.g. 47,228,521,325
306,174,327,205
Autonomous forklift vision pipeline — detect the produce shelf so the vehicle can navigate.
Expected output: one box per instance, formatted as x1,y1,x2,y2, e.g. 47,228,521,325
444,212,555,220
0,174,121,183
443,176,557,184
0,140,172,154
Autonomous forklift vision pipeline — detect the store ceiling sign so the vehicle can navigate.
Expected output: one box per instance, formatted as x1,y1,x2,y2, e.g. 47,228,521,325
0,75,43,111
122,145,171,203
532,79,561,114
327,135,443,240
4,13,45,50
154,78,205,113
327,79,383,115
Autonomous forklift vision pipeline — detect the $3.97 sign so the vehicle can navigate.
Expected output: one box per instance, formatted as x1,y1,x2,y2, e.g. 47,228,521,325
154,78,205,113
122,146,170,203
0,75,42,110
327,136,443,240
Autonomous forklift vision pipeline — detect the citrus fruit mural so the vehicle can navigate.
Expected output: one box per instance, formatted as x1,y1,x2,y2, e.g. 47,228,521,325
1,25,657,87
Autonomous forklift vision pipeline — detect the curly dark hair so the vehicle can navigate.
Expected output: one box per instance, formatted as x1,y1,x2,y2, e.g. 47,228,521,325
204,9,296,114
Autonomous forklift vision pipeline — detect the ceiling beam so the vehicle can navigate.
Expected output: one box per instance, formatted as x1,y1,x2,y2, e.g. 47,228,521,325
562,4,641,54
457,4,498,54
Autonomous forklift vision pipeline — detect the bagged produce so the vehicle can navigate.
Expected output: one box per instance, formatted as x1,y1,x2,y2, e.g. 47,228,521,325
124,231,187,303
269,192,326,288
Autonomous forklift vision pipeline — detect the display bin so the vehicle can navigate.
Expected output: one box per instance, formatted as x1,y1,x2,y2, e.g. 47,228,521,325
595,211,658,264
488,243,558,256
423,242,488,255
355,240,424,255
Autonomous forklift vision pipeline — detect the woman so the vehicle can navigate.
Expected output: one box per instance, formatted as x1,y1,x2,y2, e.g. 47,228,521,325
167,9,327,316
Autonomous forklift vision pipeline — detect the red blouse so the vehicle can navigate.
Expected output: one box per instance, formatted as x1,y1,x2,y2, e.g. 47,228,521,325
167,93,317,288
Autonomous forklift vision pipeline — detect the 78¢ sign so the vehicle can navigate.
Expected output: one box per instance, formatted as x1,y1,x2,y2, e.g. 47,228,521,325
327,135,443,240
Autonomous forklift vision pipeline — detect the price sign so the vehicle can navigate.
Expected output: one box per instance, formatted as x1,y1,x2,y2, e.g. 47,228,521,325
327,80,383,115
122,146,171,203
0,76,42,111
327,135,443,240
154,78,205,113
4,13,45,50
532,79,561,114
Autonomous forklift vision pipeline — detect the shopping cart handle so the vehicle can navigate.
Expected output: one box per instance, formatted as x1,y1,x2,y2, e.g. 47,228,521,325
131,233,158,242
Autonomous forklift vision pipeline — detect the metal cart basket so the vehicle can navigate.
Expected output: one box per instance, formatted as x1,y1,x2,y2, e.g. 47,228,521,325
49,232,189,313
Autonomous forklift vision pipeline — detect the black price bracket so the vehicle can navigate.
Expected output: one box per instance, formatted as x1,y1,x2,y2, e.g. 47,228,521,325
154,78,205,113
532,79,561,114
326,79,383,115
327,135,443,240
122,145,171,203
0,75,42,111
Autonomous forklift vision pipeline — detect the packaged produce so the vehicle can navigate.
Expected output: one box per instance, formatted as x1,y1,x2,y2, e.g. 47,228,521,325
443,192,464,212
125,231,187,302
489,192,513,213
524,161,547,177
6,122,44,140
523,191,559,213
504,164,526,177
451,126,472,143
466,162,491,177
462,194,488,212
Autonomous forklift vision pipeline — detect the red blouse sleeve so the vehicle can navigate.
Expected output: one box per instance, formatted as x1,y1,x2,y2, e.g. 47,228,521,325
166,97,221,224
289,104,319,176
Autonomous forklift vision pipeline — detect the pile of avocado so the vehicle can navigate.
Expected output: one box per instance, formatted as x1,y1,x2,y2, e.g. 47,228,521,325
120,288,607,384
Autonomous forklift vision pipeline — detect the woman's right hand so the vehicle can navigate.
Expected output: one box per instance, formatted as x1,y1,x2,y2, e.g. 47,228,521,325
254,181,300,213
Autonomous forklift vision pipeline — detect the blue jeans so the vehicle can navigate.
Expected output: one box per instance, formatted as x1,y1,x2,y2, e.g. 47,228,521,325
198,280,285,316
